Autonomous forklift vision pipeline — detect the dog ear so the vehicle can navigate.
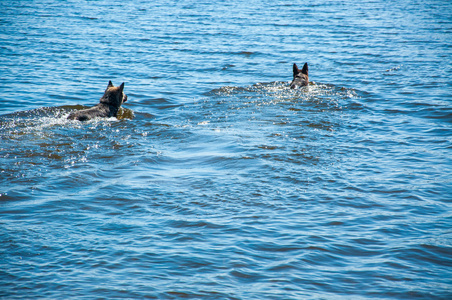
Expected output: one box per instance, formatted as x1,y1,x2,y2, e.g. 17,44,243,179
293,63,300,76
301,63,308,75
105,81,114,92
119,82,125,92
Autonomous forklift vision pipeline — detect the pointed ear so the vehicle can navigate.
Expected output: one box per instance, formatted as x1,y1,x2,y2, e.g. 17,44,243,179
105,81,114,92
119,82,125,92
293,63,300,76
301,63,308,75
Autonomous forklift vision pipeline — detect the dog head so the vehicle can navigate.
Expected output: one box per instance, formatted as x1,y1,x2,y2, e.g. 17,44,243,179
290,63,308,89
100,81,127,107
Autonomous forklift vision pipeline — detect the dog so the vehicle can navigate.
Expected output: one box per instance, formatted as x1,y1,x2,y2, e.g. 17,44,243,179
289,63,308,89
67,81,127,121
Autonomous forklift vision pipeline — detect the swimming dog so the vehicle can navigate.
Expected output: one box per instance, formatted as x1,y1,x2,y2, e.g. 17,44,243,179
67,81,127,121
289,63,309,89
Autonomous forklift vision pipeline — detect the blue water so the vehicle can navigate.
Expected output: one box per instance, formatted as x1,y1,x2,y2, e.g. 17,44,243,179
1,0,452,299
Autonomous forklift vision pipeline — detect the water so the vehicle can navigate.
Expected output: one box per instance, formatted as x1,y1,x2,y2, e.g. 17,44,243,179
1,0,451,299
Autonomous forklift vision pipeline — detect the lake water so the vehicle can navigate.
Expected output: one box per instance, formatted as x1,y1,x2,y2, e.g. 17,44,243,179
1,0,452,299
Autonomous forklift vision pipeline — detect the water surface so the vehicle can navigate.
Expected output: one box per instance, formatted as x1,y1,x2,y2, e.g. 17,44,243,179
1,0,452,299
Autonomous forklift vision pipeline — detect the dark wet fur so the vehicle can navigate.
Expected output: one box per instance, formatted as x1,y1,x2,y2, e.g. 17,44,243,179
290,63,309,89
67,81,127,121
